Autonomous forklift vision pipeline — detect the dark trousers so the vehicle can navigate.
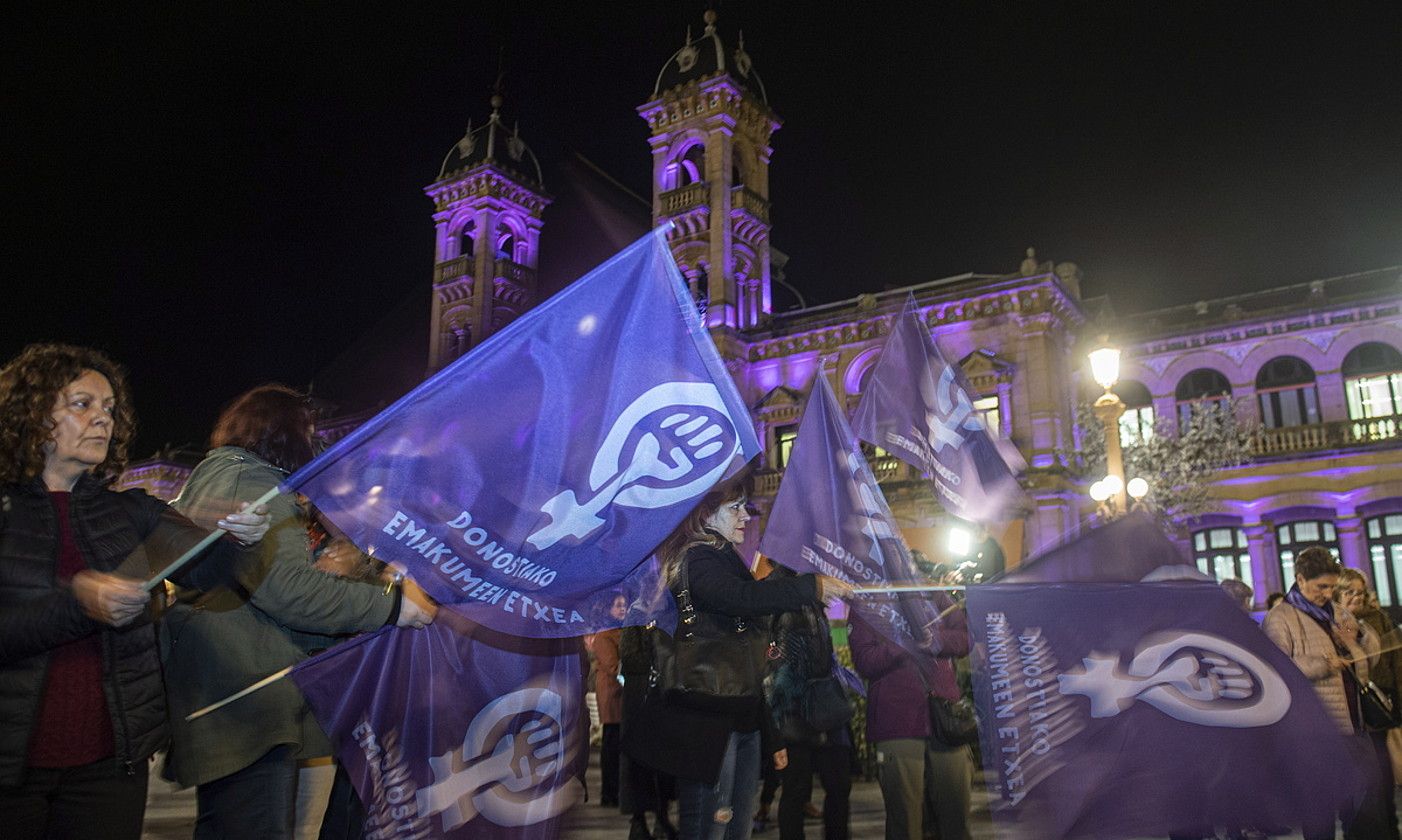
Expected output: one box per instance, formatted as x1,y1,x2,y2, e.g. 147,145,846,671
195,744,297,840
1370,729,1402,840
778,741,851,840
3,757,148,840
318,763,366,840
602,723,622,805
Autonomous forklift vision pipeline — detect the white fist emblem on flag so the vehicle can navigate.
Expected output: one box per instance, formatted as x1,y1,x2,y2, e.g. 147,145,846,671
1059,631,1291,728
526,381,741,550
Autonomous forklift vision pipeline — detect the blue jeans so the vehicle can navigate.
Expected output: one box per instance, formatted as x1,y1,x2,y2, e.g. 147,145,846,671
678,730,761,840
195,744,297,840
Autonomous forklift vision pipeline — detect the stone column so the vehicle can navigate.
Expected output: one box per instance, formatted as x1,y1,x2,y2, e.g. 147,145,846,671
1336,514,1369,576
1242,522,1274,598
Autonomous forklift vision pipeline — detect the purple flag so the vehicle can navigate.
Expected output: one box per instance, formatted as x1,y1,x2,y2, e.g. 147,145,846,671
852,296,1023,523
759,376,943,657
291,607,587,840
999,511,1209,584
965,581,1361,838
282,228,757,637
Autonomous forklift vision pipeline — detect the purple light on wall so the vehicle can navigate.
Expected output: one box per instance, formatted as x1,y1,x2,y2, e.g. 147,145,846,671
784,354,819,391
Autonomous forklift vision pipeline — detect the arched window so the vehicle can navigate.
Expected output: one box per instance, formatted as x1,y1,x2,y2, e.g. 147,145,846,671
1256,355,1319,429
1343,342,1402,420
664,142,707,190
495,219,520,262
1367,514,1402,607
1276,519,1340,586
457,219,476,260
731,156,744,189
1175,368,1232,431
1114,380,1155,446
772,423,798,469
1192,526,1251,587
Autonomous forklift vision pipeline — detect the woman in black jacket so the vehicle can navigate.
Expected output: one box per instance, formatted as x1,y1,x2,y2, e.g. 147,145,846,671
643,476,851,840
0,344,270,840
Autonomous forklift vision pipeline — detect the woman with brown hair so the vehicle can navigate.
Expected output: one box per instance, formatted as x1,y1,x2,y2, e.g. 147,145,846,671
634,475,851,840
0,343,270,840
1338,567,1402,840
162,384,437,840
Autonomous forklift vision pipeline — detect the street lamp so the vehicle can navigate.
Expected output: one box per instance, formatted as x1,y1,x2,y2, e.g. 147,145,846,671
1088,341,1129,514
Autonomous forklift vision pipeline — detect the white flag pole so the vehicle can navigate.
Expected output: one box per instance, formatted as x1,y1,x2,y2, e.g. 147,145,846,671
141,485,282,593
853,584,965,594
185,666,294,721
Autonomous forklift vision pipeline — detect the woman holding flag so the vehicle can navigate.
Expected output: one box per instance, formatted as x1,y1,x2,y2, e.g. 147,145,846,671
160,384,437,840
643,475,852,840
0,344,271,840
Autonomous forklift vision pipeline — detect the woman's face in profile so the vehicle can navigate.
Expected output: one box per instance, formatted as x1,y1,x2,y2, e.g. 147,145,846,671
610,595,627,621
704,496,751,545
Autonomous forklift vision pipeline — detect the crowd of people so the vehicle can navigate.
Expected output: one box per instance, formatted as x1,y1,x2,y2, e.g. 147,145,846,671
5,341,1401,840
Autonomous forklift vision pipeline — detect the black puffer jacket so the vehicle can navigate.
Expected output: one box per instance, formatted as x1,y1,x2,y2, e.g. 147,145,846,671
0,473,245,786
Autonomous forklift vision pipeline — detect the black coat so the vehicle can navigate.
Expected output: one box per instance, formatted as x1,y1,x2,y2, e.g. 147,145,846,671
0,473,246,786
626,539,819,784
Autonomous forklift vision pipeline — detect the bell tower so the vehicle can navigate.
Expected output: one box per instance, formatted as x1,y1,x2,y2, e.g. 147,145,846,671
425,91,550,373
638,9,780,335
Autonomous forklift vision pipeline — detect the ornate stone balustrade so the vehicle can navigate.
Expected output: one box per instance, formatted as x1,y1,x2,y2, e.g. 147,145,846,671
495,257,536,289
752,453,914,498
660,181,708,216
434,255,471,284
730,185,770,223
1251,414,1402,456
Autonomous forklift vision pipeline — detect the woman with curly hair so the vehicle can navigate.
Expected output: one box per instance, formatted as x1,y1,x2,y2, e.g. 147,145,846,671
0,343,271,840
162,383,437,840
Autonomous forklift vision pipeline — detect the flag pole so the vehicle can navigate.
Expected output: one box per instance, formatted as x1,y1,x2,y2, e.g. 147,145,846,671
141,485,282,593
184,666,294,721
854,584,965,594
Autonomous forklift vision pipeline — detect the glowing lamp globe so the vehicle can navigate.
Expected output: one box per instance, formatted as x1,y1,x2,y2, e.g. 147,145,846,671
1089,479,1111,502
1101,474,1124,496
1088,345,1122,392
1127,477,1149,499
948,525,973,557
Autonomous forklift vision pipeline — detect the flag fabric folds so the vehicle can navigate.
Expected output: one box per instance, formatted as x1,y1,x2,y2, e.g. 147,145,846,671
997,511,1209,585
291,607,587,840
966,579,1363,839
282,228,757,637
759,376,943,657
852,296,1023,524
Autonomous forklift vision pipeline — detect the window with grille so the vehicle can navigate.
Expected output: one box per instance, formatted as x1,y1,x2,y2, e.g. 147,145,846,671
1367,514,1402,608
1276,520,1340,586
1192,527,1251,588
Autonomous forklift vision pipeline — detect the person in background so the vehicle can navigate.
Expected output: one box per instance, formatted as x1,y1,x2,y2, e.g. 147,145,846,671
619,622,678,840
849,588,971,840
1338,567,1402,840
593,592,627,809
1220,578,1254,611
1263,547,1385,840
161,384,437,840
1265,591,1286,611
0,343,270,840
757,553,852,840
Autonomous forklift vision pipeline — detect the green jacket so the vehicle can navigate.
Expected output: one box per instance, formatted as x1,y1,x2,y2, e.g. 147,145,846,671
161,446,396,787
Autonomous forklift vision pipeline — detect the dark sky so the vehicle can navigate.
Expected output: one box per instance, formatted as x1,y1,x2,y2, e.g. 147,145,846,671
4,3,1400,456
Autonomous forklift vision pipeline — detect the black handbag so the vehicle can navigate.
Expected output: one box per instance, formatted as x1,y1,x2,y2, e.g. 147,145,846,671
927,695,979,747
650,556,767,706
1360,680,1400,731
800,674,854,732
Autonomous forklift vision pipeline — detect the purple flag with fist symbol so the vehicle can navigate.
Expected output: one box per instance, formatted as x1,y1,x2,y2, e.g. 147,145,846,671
292,607,586,840
964,581,1361,839
852,296,1024,523
281,228,758,637
760,376,944,658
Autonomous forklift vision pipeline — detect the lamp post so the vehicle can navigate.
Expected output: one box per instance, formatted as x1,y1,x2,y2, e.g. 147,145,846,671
1088,343,1129,515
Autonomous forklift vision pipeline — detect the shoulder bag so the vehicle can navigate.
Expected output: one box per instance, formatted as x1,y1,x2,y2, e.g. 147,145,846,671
650,554,768,705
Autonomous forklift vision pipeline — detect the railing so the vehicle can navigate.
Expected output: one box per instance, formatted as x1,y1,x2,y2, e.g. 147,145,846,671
1251,414,1402,456
434,255,471,284
730,185,770,223
660,181,708,216
753,454,914,498
494,257,536,289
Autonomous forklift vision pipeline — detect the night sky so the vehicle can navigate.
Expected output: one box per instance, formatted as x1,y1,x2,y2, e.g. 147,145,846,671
4,3,1399,456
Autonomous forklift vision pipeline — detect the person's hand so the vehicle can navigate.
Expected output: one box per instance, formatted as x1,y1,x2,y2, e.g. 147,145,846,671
219,503,271,547
773,748,788,771
72,570,148,627
817,575,855,602
397,577,438,629
1322,650,1348,673
314,538,364,578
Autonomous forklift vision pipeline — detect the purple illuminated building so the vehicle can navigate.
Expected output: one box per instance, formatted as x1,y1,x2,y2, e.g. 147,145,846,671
118,11,1402,609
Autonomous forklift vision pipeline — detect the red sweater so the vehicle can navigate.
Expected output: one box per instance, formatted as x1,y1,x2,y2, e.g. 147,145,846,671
27,492,114,768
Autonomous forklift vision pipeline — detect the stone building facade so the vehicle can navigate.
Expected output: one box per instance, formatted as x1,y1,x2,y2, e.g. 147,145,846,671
118,11,1402,608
